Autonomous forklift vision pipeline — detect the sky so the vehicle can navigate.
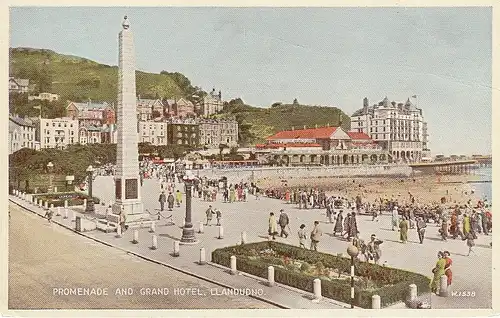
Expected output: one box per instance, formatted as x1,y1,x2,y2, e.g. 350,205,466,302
9,7,492,156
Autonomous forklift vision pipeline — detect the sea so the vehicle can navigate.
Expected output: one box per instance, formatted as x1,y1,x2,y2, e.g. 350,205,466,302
469,167,492,204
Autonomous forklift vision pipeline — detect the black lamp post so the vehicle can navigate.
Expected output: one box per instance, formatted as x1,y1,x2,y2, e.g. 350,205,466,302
347,244,360,309
85,165,95,213
180,170,198,244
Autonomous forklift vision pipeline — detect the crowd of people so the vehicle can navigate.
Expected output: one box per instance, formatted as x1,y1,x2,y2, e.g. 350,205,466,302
93,161,492,281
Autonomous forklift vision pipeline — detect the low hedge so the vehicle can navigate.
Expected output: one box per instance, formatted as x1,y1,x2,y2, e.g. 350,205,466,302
212,241,430,308
32,192,101,207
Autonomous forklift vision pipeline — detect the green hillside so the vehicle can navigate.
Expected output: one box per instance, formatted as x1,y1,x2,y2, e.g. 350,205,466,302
9,47,197,102
9,47,351,147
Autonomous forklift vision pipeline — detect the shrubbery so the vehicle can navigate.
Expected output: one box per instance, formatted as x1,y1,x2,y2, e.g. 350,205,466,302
212,241,430,308
33,192,100,207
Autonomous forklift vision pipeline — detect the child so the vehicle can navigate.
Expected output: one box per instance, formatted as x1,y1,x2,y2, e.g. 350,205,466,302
298,224,307,248
466,232,475,256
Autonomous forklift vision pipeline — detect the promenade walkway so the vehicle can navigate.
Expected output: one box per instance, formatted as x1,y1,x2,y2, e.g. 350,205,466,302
10,175,493,309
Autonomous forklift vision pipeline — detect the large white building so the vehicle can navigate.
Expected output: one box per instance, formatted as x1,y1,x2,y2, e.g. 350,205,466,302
9,115,38,154
138,120,168,146
350,97,429,162
198,118,238,148
35,117,79,149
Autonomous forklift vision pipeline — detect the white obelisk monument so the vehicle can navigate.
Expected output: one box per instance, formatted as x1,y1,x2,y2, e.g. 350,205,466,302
111,16,146,222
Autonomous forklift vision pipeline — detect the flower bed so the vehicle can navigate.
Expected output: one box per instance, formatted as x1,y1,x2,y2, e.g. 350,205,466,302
32,192,101,207
212,241,430,308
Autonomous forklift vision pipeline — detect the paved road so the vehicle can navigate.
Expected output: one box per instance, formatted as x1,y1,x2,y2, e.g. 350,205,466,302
93,176,492,309
8,203,275,309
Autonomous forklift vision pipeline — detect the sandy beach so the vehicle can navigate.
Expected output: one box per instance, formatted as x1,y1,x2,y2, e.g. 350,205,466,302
256,173,486,206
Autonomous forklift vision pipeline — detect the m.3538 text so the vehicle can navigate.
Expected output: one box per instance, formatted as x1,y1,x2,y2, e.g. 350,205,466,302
451,291,476,297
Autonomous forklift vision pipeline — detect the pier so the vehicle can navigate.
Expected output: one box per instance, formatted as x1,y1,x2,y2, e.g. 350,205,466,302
409,160,477,175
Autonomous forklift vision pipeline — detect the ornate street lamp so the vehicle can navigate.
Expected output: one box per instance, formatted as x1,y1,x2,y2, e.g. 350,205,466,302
85,165,95,213
180,170,198,244
46,162,54,193
346,244,360,309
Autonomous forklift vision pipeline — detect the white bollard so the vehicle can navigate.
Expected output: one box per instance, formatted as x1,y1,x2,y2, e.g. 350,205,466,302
150,221,156,233
372,295,381,309
313,278,322,301
151,235,158,250
173,241,180,257
218,226,224,239
439,275,449,297
241,231,247,244
44,201,48,209
83,199,87,208
50,203,54,210
116,224,122,237
230,255,237,275
54,186,58,193
268,266,275,287
14,190,18,196
199,248,206,265
132,230,139,244
64,208,68,219
64,200,68,208
198,221,204,234
409,284,417,301
56,206,61,216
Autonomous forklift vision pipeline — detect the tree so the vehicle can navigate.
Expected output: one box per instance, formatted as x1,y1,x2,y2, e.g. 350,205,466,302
271,102,282,108
293,98,299,105
219,143,228,161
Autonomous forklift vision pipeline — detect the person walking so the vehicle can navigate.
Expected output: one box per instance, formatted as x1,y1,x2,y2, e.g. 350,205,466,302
333,210,344,236
399,216,409,243
326,201,333,224
119,206,127,233
470,211,478,239
416,216,427,244
278,209,290,238
229,186,236,203
466,232,475,256
45,207,54,224
268,212,278,240
431,252,446,294
443,251,453,287
392,206,399,231
439,215,449,241
215,209,222,226
175,190,182,207
158,191,166,212
480,209,489,235
205,205,214,226
310,221,322,251
348,212,359,240
367,234,383,265
298,224,307,248
167,192,175,211
463,213,471,238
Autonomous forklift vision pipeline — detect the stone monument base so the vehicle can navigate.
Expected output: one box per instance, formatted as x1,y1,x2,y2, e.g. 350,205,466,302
109,201,152,228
